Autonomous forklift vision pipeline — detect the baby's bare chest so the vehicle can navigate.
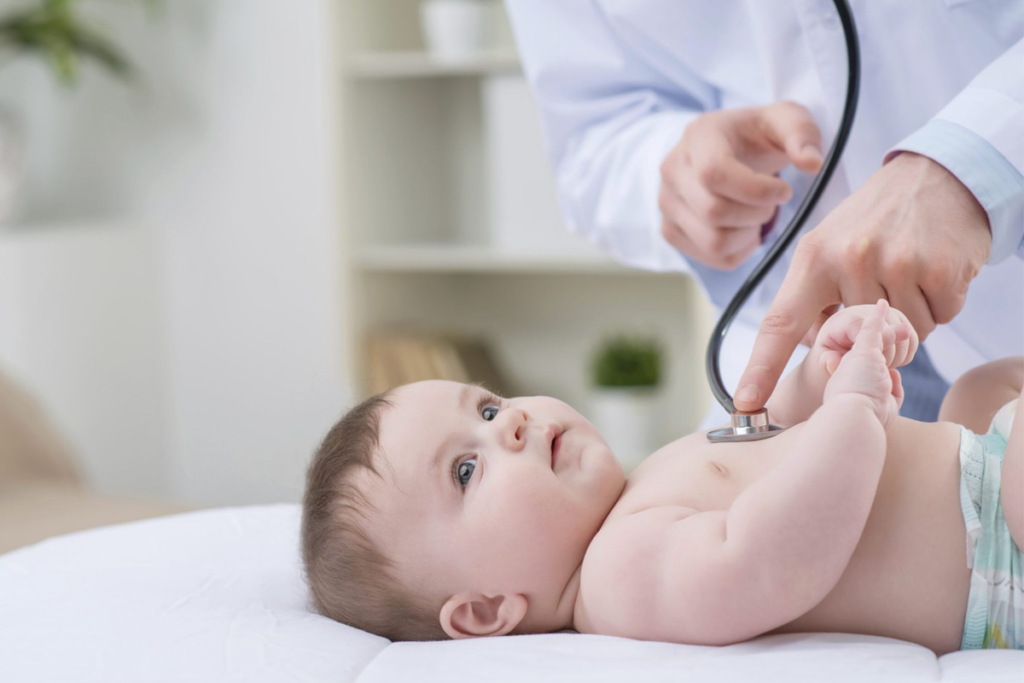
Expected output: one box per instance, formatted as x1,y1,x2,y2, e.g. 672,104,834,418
608,429,792,517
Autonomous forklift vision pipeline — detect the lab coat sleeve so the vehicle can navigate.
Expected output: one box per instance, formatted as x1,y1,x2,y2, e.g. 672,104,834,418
886,38,1024,263
503,0,717,275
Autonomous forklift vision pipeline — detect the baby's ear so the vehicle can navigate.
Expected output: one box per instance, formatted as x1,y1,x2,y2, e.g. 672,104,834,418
439,592,527,639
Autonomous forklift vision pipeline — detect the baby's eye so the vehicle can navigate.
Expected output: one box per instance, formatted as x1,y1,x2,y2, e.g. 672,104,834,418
482,405,499,421
456,456,477,488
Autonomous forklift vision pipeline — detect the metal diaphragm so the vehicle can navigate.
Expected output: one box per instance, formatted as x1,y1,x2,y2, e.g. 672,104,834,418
706,408,786,443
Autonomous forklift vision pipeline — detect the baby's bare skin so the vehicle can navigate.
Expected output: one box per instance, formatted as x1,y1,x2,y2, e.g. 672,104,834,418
576,354,1023,655
582,416,970,654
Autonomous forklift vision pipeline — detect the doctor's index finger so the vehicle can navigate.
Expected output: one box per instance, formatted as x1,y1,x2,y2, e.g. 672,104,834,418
735,262,839,411
701,154,792,208
758,101,824,174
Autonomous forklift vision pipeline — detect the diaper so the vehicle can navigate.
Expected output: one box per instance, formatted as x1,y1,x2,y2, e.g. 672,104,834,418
958,399,1022,650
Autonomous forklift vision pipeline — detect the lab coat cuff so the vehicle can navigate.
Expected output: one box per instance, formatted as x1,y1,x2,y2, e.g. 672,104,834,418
885,119,1024,264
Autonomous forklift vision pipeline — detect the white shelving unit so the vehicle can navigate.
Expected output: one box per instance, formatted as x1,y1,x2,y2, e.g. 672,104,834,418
336,0,713,438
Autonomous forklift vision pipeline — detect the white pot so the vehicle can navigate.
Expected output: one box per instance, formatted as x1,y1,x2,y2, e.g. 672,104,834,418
0,106,24,227
587,387,664,474
420,0,493,59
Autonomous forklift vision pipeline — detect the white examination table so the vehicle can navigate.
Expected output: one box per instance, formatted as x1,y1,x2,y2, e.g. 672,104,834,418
1,505,1021,682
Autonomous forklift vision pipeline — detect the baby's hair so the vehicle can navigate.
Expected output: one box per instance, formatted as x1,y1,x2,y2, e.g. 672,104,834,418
300,389,449,641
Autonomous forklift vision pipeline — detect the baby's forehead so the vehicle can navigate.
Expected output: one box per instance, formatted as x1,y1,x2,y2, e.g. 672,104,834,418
380,379,454,425
379,380,473,437
374,380,465,486
393,379,465,405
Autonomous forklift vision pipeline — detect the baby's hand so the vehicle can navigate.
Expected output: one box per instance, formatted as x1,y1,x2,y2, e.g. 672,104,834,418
822,300,904,427
814,302,918,378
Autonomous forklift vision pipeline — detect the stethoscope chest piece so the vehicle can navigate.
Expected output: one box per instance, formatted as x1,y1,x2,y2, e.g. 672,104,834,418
706,408,786,443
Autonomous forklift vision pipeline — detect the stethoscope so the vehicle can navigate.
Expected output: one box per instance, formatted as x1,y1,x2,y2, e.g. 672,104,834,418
706,0,861,443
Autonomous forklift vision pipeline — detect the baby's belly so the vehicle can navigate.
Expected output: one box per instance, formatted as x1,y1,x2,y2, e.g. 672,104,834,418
614,418,972,654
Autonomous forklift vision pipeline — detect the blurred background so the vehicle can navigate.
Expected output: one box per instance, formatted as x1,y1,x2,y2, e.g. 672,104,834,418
0,0,713,553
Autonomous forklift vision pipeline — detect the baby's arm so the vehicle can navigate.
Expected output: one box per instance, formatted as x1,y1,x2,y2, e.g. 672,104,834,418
767,304,916,427
584,302,900,645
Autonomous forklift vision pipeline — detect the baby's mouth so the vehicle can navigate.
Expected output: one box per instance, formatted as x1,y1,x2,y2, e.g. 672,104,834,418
551,431,563,468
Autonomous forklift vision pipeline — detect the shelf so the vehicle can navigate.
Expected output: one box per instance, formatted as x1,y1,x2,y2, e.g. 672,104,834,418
338,0,710,429
348,50,521,79
355,244,668,275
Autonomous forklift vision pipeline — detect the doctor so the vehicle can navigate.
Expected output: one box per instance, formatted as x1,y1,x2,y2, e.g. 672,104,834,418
504,1,1024,428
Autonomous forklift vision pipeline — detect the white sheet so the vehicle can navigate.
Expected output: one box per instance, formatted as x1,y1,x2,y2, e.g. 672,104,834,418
0,505,1020,682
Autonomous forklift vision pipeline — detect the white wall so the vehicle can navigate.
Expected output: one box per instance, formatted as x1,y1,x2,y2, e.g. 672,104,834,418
0,0,350,505
0,223,169,497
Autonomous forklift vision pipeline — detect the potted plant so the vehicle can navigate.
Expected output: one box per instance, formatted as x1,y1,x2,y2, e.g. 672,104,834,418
587,334,665,473
0,0,143,225
419,0,494,59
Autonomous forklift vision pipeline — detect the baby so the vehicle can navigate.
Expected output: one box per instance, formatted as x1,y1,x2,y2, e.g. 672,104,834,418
301,300,1023,654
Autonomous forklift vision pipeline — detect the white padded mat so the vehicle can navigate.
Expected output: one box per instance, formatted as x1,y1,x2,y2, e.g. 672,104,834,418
0,505,1021,682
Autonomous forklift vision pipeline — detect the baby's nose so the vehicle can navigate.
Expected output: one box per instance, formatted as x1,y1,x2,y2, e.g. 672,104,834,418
504,409,529,450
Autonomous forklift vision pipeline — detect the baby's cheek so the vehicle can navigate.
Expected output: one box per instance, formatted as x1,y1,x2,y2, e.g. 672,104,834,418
492,482,575,535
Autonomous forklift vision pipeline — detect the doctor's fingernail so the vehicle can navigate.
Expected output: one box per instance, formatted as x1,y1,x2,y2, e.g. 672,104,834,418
736,385,759,404
801,144,823,162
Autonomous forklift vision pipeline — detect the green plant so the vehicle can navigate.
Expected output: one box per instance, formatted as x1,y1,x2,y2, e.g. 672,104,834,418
590,335,662,388
0,0,153,86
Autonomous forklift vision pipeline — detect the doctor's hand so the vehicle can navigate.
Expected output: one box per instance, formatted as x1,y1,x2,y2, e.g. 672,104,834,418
659,101,824,270
734,151,990,413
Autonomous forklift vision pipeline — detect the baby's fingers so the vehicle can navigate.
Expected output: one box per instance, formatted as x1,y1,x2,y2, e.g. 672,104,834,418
890,367,905,411
880,324,899,366
888,307,919,366
891,322,913,367
853,299,889,350
820,349,842,376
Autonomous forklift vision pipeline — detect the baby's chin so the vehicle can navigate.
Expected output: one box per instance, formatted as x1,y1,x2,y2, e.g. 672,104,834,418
577,457,628,543
594,444,628,500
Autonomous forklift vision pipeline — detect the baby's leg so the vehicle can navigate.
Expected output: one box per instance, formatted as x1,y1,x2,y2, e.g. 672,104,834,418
940,357,1023,549
938,357,1023,433
1002,386,1023,551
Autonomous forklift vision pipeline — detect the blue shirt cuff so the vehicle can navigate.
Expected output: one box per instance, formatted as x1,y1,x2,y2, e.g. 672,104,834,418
886,119,1024,264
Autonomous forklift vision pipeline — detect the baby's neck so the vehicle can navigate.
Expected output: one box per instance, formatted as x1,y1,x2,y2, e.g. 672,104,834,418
544,507,625,634
513,560,584,635
560,561,584,632
569,560,597,634
565,495,636,634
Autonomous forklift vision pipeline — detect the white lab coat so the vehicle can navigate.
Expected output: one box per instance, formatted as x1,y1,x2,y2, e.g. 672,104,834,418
505,0,1024,426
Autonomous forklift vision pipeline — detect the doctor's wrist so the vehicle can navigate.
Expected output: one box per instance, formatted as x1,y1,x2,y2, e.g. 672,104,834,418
885,118,1022,263
887,151,991,252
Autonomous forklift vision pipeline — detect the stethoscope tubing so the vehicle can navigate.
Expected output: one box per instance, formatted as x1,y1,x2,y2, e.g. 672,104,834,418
705,0,862,415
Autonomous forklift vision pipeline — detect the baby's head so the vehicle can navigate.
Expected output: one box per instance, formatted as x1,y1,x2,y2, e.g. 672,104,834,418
301,379,626,641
